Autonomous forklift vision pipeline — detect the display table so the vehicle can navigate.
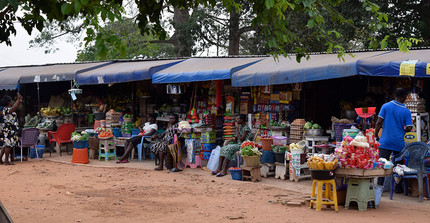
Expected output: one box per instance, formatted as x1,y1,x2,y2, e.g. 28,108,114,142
305,136,330,153
335,168,393,211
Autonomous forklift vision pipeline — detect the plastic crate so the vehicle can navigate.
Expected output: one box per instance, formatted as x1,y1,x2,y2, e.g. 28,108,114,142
202,143,216,151
334,123,356,142
201,151,211,160
73,140,89,149
229,169,242,181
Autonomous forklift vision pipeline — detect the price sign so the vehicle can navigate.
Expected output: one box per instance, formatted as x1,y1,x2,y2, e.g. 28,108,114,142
399,60,418,77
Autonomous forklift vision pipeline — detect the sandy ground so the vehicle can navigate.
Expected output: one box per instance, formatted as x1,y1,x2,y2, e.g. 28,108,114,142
0,153,429,223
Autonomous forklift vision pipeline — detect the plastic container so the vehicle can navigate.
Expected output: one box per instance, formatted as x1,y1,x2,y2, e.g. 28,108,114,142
131,128,140,136
30,145,45,158
122,133,132,138
310,170,335,180
274,152,285,163
112,128,121,137
261,137,273,151
73,140,89,149
260,150,275,163
342,128,359,139
273,135,287,146
202,151,211,160
229,169,242,181
334,123,356,141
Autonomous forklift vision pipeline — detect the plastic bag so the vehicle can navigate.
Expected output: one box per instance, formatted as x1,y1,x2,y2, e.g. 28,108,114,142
207,146,221,171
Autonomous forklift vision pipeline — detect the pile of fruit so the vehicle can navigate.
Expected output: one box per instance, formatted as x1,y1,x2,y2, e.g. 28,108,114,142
307,154,338,170
240,141,260,148
98,131,114,138
40,107,61,116
60,107,72,115
228,167,241,170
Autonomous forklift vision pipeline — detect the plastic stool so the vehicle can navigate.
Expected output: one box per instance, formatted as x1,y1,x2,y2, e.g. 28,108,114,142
310,179,338,212
185,155,202,168
345,178,375,211
98,139,117,161
72,148,89,164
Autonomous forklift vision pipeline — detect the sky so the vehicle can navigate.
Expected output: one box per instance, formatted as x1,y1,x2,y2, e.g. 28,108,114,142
0,24,78,67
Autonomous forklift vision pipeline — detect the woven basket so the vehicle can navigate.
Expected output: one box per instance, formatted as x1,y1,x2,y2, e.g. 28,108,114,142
242,155,261,167
261,138,273,151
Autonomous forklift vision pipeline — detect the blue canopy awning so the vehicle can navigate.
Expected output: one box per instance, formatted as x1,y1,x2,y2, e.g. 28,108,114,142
357,49,430,77
231,51,386,87
152,57,264,83
76,59,184,85
0,65,55,90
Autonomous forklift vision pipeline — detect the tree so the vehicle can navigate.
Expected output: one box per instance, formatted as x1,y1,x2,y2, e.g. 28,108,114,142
75,19,176,61
0,0,419,60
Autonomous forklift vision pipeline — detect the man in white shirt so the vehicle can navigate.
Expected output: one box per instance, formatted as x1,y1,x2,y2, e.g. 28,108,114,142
117,113,158,163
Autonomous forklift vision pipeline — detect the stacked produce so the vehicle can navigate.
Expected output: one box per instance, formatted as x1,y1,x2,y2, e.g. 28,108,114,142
307,154,338,170
223,112,235,141
40,107,61,116
97,129,114,138
240,141,261,156
335,129,382,169
59,107,72,115
37,121,53,130
290,119,306,143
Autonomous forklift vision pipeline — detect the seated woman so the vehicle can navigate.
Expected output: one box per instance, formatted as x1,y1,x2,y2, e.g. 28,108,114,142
150,114,179,171
117,113,158,163
214,114,252,177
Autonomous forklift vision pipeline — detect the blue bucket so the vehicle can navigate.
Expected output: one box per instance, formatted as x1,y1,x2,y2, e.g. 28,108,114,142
30,145,45,158
229,169,242,181
260,150,275,164
73,140,89,149
112,128,121,137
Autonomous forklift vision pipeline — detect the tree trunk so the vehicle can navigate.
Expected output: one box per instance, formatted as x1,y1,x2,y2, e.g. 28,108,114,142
172,8,192,57
228,10,240,55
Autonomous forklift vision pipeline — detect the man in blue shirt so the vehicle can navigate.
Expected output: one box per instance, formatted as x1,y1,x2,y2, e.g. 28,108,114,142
375,88,413,188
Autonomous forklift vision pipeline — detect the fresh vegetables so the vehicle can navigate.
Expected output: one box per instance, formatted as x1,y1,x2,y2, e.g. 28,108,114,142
37,122,53,129
40,107,61,116
307,154,338,170
70,131,89,141
240,143,262,157
240,141,260,148
304,121,322,130
24,114,40,126
98,131,114,138
272,145,288,153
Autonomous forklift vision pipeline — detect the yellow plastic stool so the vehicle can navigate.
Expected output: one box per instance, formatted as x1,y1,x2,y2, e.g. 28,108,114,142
310,179,338,212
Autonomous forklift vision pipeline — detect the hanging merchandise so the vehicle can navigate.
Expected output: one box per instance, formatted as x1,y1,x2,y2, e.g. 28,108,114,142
187,108,200,123
224,112,235,141
68,81,82,101
166,84,182,94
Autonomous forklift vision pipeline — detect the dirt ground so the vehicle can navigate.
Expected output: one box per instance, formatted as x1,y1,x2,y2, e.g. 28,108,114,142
1,155,430,223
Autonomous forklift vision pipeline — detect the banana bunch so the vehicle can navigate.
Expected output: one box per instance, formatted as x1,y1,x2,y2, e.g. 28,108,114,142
40,107,61,116
307,154,338,170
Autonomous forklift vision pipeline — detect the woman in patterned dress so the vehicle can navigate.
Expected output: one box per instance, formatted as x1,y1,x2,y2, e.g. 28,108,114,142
214,114,252,177
150,114,179,171
0,93,23,165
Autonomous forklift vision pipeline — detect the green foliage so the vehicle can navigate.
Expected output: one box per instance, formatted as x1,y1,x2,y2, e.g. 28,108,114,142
1,0,426,60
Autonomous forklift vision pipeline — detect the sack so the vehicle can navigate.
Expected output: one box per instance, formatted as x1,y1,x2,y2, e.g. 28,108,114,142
207,146,221,171
168,134,184,170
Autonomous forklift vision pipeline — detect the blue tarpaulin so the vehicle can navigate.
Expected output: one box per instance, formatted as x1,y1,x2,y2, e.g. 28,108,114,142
357,49,430,78
152,57,264,83
232,49,430,87
232,51,386,87
76,59,184,85
0,65,54,90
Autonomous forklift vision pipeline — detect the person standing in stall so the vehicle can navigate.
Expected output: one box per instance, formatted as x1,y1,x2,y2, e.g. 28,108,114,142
375,88,412,191
0,93,23,165
213,114,252,177
150,114,179,171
